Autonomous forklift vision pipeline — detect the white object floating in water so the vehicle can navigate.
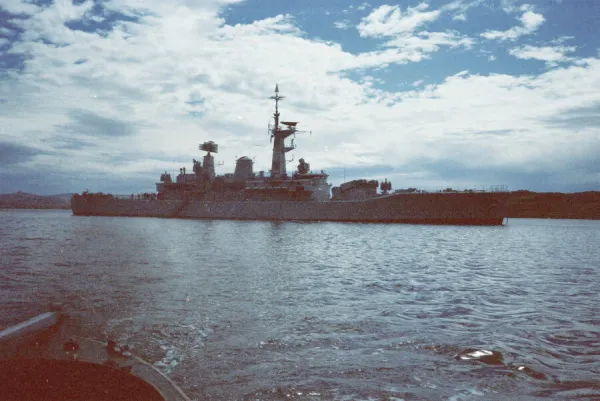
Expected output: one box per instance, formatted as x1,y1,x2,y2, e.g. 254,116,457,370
460,350,494,360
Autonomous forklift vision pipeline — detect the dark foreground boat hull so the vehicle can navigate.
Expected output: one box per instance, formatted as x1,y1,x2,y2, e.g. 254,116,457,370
72,192,510,226
0,359,165,401
0,312,190,401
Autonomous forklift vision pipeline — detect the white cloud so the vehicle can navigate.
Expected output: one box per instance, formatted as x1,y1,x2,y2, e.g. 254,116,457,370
334,20,351,30
8,0,95,45
357,2,371,11
0,0,40,15
385,30,473,53
499,0,521,13
218,14,300,37
519,3,536,12
442,0,483,21
500,1,536,14
509,45,576,63
521,10,545,30
356,3,473,60
489,55,496,61
481,9,545,41
357,3,441,37
551,36,575,45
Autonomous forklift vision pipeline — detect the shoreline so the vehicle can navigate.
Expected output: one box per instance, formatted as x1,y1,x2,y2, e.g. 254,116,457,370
1,191,599,220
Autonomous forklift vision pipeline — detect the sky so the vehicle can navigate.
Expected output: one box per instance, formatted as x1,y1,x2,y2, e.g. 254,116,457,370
0,0,599,195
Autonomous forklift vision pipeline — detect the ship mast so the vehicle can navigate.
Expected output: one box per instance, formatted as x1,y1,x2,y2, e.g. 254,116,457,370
269,85,296,179
271,84,282,131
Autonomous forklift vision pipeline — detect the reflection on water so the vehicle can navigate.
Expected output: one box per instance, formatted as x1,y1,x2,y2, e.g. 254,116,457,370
1,209,600,400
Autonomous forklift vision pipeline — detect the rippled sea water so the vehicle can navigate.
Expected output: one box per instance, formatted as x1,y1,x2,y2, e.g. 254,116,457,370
1,209,599,400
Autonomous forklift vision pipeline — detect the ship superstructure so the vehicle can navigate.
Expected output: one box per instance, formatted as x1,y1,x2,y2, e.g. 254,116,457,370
153,85,331,202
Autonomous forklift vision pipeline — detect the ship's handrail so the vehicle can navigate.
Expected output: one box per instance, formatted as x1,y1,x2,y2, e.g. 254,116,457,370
111,193,159,200
393,185,509,194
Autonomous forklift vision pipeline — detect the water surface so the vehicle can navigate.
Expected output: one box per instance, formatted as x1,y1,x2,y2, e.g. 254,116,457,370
1,210,599,400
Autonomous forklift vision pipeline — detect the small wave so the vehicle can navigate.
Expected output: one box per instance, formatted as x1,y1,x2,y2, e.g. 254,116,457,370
259,338,289,350
154,345,180,375
534,380,600,399
438,306,474,318
364,282,388,291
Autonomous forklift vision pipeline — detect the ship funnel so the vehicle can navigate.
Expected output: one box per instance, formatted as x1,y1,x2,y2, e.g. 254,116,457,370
234,156,254,182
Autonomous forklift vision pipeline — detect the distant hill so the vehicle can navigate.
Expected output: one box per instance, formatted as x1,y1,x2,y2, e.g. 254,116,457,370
507,190,600,220
0,192,72,209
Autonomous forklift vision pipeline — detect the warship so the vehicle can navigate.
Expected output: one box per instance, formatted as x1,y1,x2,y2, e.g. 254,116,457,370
72,86,510,225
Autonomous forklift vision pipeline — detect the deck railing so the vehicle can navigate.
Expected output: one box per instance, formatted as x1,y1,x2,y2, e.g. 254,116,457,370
111,194,158,200
393,185,509,194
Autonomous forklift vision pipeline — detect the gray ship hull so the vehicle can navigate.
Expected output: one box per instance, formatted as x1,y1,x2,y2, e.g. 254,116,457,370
71,192,510,225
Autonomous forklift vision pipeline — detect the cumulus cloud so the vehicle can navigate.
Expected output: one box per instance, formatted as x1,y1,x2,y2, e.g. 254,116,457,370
218,14,300,37
357,3,441,37
481,9,545,41
509,45,576,65
356,3,473,59
0,0,40,15
7,0,95,45
442,0,483,21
